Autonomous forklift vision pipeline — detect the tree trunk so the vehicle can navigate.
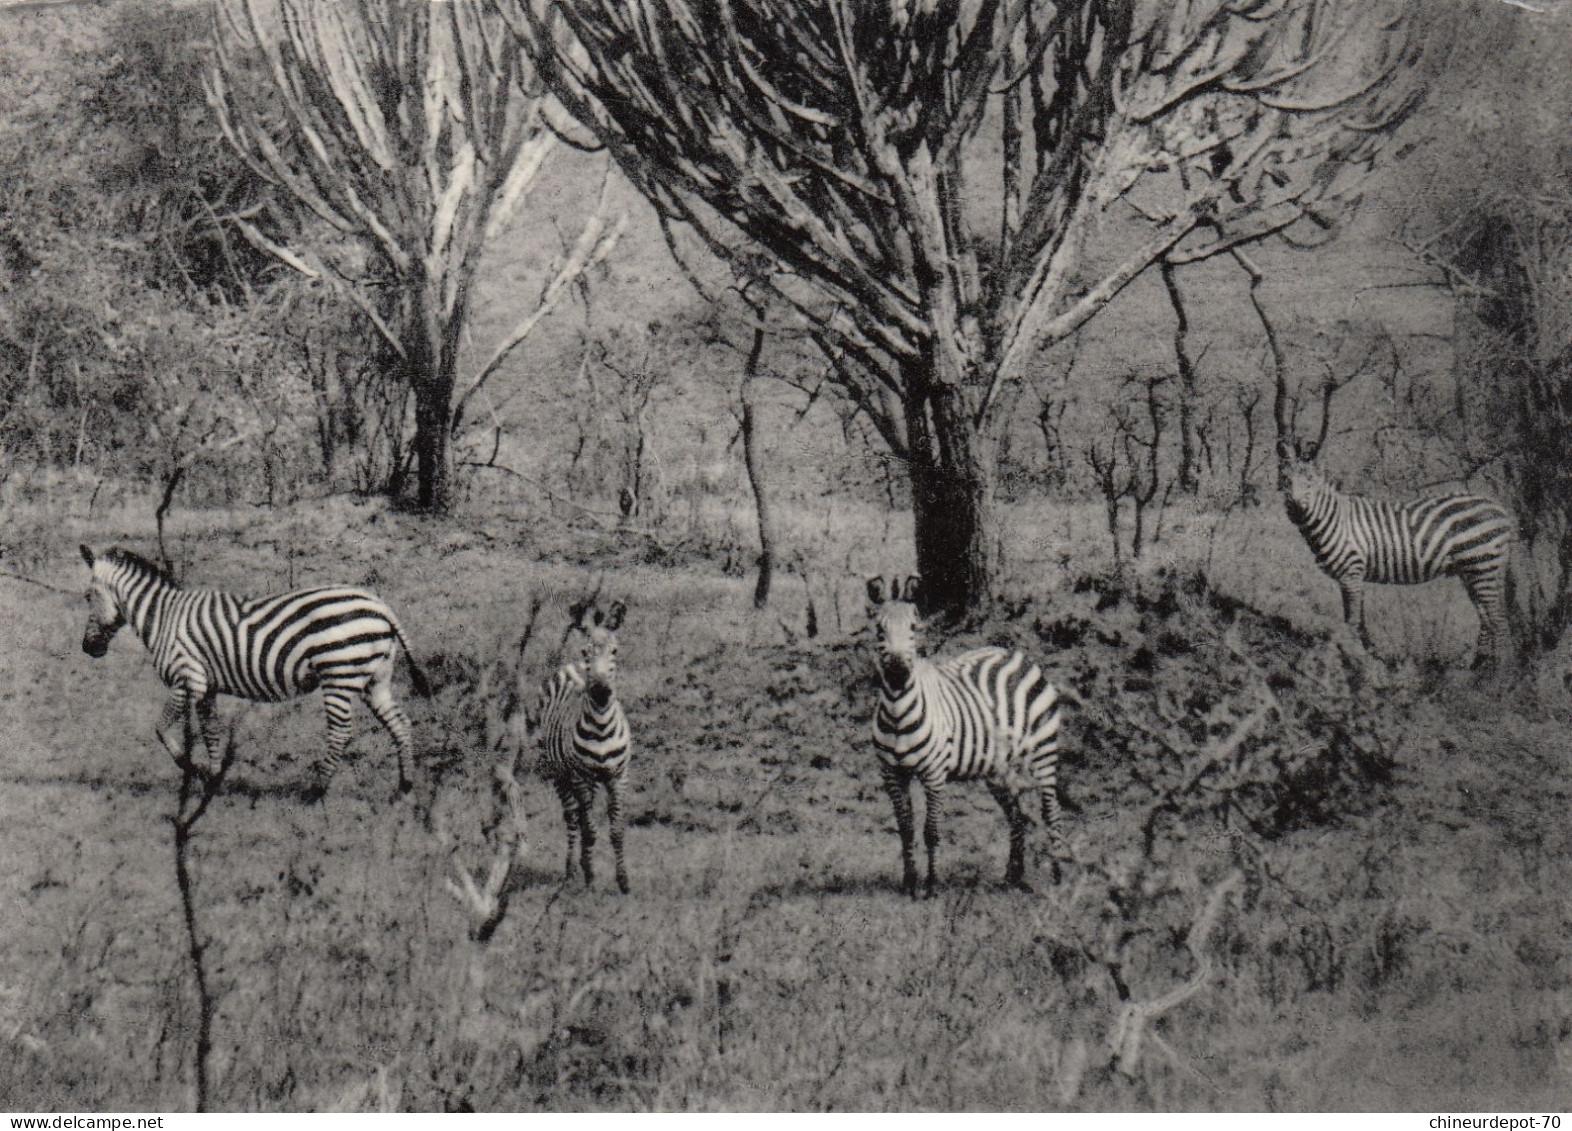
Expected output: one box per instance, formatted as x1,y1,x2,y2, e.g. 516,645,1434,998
405,294,464,514
904,364,999,618
740,325,776,608
409,364,453,513
1162,260,1201,494
1237,251,1291,471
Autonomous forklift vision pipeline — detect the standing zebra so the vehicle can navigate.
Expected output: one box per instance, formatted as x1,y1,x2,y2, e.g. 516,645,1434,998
1281,461,1516,663
533,599,633,893
79,545,430,797
866,575,1068,898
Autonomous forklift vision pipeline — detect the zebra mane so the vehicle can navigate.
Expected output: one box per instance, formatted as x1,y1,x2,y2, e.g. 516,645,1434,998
105,547,177,586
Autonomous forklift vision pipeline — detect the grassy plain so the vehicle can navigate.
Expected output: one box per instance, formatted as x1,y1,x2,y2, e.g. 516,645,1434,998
1,485,1569,1112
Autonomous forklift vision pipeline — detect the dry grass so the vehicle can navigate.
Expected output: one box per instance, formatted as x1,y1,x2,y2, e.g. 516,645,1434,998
2,489,1570,1111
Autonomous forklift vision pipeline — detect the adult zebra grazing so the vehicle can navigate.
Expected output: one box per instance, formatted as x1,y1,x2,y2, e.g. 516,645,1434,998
1281,461,1516,664
533,599,633,893
866,575,1068,898
79,545,430,798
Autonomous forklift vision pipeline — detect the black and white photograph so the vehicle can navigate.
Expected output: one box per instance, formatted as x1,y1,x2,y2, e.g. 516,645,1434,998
1,0,1569,1114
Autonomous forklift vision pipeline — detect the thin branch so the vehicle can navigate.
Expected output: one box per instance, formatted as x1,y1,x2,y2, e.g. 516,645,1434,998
451,169,626,436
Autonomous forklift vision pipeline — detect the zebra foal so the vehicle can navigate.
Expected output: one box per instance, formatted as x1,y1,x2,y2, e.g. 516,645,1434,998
532,598,633,893
79,545,429,797
1281,461,1515,664
866,575,1068,898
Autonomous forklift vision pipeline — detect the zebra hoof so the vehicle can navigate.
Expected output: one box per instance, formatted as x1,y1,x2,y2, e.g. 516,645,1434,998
1008,877,1035,894
616,874,630,895
301,781,328,805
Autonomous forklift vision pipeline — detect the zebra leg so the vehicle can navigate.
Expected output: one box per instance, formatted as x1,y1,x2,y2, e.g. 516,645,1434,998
305,689,355,803
364,679,415,797
554,779,581,882
574,781,598,886
194,692,229,777
919,778,943,900
1038,768,1068,886
1460,568,1506,668
155,686,196,773
606,775,630,895
879,764,918,897
1339,574,1371,650
987,781,1030,890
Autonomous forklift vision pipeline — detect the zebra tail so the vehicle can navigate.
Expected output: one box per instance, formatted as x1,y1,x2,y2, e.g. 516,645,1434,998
392,620,433,698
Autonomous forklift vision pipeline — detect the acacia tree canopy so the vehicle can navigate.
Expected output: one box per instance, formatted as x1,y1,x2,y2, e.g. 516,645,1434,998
505,0,1419,612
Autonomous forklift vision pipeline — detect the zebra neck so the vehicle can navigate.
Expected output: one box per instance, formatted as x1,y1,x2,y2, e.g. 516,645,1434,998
879,660,928,712
876,660,934,750
1293,488,1343,547
124,577,173,649
581,694,622,729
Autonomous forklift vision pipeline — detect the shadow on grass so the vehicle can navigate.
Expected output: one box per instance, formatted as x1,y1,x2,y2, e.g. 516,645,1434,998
0,767,421,810
2,771,174,796
742,868,1065,910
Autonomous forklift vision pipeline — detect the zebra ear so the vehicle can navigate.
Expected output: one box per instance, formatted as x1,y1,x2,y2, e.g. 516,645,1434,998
80,544,95,567
568,599,589,629
902,575,921,604
604,600,626,630
866,576,887,605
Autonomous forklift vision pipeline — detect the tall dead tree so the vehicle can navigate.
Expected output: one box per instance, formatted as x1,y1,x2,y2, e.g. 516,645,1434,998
1160,261,1204,495
739,319,778,608
502,0,1419,614
207,0,620,513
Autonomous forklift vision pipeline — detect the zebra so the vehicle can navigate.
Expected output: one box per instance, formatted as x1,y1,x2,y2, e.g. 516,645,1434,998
865,575,1068,898
1281,460,1516,664
532,598,633,893
79,545,430,798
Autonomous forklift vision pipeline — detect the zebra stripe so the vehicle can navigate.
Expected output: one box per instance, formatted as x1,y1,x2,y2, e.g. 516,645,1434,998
866,574,1067,898
535,599,632,893
80,545,428,797
1282,462,1515,661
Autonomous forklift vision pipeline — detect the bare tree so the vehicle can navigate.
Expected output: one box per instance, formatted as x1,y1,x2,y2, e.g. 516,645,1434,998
1241,250,1398,473
445,757,531,943
169,719,241,1111
207,0,620,513
738,320,779,608
1161,261,1204,495
1086,369,1171,578
1231,384,1264,507
595,338,668,525
692,283,787,609
503,0,1419,613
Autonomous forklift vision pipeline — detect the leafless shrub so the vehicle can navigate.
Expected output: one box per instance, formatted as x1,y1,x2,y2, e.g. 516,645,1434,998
1085,370,1175,578
444,758,531,944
